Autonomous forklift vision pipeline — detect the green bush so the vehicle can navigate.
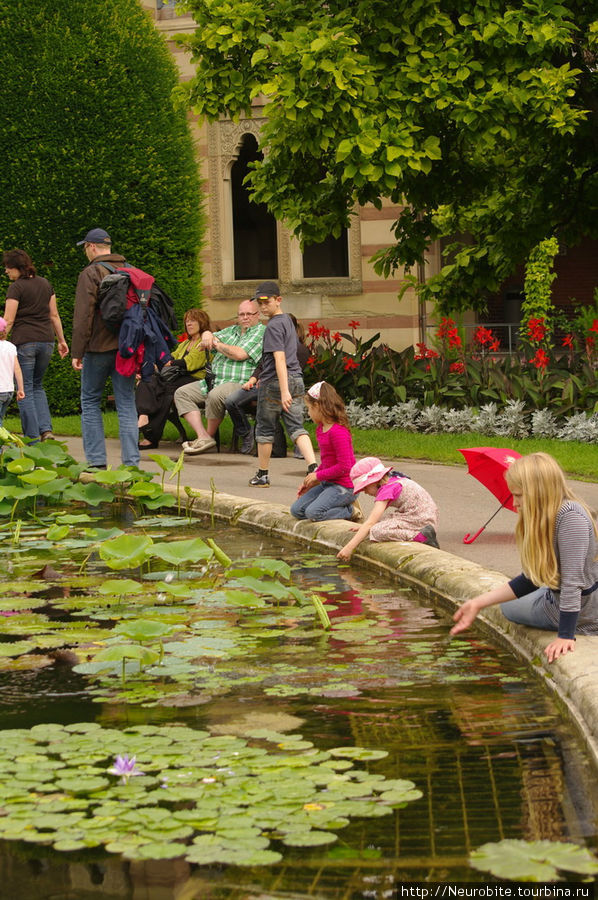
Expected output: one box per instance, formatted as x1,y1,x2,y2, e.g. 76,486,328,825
0,0,204,415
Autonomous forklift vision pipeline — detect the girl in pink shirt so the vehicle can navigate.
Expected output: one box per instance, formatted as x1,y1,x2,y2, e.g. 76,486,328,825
337,456,439,561
291,381,356,521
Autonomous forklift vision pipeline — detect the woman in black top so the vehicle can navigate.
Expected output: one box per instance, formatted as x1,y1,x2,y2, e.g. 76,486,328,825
3,248,68,440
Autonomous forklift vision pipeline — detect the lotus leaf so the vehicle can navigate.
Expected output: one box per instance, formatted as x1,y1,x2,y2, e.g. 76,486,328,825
6,457,35,474
98,534,153,569
98,579,143,596
470,839,598,881
19,469,58,486
64,482,115,505
114,619,178,641
149,538,213,565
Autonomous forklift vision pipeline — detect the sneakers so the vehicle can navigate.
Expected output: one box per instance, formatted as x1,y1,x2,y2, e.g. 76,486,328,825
183,437,217,455
418,525,440,549
249,471,270,487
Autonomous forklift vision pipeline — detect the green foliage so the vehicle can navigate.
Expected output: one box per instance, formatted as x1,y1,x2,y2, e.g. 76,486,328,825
0,0,204,414
522,238,559,328
177,0,598,313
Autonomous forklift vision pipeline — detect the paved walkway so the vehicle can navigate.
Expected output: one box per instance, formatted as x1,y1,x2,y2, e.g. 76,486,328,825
62,435,598,579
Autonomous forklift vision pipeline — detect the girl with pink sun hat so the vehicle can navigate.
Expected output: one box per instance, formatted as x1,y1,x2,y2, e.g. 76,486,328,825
337,456,439,562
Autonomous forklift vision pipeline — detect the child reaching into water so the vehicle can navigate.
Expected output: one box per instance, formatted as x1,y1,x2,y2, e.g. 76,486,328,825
337,456,439,561
0,316,25,427
290,381,356,521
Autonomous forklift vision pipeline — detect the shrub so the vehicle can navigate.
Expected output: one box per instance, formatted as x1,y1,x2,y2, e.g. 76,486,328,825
0,0,204,415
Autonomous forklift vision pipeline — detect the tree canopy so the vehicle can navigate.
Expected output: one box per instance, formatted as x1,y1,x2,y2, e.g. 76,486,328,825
178,0,598,313
0,0,204,414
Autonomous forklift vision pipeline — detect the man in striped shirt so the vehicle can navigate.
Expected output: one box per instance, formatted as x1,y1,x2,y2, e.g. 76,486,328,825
174,300,265,454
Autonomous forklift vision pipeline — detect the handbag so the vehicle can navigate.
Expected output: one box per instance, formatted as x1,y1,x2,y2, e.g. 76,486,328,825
159,360,186,383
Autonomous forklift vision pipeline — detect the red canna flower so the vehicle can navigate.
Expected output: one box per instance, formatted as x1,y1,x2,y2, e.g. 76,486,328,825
308,321,323,338
562,334,574,348
530,348,549,369
449,361,465,373
489,338,501,352
526,317,547,343
177,332,189,342
589,320,598,334
347,320,360,330
306,355,316,366
332,332,342,343
343,356,359,371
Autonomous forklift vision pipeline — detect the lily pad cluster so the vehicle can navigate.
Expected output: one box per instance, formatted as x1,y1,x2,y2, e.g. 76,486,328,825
0,431,177,519
0,721,421,864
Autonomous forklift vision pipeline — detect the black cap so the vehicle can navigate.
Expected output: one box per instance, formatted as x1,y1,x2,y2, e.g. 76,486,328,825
252,280,280,299
76,228,111,246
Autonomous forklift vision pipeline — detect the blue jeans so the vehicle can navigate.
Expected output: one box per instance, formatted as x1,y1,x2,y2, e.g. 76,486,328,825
290,481,355,521
0,391,13,426
224,385,257,436
16,341,53,440
501,587,557,630
81,350,139,467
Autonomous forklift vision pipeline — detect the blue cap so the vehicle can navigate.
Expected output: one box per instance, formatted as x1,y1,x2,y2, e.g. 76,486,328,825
76,228,111,246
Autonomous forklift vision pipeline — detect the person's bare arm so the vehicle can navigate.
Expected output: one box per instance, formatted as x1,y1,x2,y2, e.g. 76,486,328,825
49,295,69,358
337,500,388,561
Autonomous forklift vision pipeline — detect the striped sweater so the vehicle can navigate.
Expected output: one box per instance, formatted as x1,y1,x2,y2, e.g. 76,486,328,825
508,500,598,639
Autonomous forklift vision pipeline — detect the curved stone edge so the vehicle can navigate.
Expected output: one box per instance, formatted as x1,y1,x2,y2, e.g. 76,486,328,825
165,485,598,767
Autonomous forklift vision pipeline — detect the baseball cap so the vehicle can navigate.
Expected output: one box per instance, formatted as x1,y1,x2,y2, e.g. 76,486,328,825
76,228,111,246
252,281,280,300
350,457,393,493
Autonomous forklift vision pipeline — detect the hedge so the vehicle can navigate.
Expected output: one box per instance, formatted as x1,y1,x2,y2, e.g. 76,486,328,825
0,0,204,415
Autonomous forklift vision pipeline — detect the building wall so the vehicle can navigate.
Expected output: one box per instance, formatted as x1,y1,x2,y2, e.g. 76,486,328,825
141,0,439,345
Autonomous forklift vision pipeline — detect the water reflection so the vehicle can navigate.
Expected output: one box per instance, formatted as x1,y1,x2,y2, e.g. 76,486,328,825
0,527,597,897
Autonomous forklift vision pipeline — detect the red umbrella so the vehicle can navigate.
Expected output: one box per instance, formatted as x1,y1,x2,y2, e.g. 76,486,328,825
458,446,522,543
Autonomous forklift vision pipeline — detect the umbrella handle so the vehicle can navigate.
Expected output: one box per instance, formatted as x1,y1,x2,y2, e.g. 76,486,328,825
463,526,485,545
463,495,513,544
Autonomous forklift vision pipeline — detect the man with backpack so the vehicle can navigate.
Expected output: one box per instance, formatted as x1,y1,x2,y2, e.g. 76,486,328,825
71,228,140,469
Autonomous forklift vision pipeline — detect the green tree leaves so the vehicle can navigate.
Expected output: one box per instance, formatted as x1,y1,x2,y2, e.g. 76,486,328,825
179,0,597,312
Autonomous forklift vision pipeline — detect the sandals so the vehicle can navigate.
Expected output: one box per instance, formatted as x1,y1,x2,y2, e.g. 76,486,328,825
138,440,159,450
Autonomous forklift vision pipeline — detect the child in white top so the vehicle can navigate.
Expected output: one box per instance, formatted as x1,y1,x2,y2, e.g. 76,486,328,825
0,316,25,426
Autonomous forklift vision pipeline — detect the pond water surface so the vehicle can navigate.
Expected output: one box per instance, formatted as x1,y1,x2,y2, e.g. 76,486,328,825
0,517,597,899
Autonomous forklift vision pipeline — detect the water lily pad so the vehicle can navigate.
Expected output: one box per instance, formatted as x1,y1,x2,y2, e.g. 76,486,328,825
328,747,389,761
470,839,598,881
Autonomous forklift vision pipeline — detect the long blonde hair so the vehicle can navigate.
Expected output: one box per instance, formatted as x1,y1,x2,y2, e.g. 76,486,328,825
506,452,597,588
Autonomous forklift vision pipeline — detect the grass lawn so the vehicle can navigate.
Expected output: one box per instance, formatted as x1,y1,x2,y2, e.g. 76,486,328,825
5,413,597,482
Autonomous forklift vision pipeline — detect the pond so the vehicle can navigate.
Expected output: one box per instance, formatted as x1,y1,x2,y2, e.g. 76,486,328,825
0,512,598,899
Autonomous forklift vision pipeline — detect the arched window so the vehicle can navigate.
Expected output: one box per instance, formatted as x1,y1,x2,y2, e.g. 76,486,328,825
231,134,278,280
302,230,349,278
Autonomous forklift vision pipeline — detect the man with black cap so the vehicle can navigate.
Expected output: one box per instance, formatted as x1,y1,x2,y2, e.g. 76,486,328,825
71,228,139,468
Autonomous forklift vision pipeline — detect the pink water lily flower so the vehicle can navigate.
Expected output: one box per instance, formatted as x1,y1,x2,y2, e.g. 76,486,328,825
108,754,145,783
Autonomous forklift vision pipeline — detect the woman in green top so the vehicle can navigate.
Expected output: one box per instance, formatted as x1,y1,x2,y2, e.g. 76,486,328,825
137,308,210,449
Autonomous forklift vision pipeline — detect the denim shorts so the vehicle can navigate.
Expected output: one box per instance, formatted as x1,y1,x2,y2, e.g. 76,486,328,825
255,374,308,443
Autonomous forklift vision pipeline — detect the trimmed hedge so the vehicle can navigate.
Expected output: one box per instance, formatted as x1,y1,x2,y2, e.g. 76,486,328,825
0,0,204,415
